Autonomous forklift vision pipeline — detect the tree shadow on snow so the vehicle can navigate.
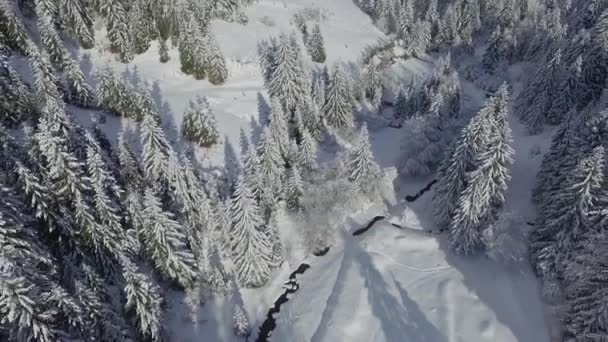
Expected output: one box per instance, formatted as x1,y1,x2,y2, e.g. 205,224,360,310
150,80,182,149
436,237,549,342
357,249,447,342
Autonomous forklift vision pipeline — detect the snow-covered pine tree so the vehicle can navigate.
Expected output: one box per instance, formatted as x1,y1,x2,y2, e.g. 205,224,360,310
449,85,513,255
57,0,95,49
410,19,431,57
483,28,501,74
298,128,318,170
268,33,308,113
231,277,251,336
120,256,163,341
257,126,285,199
0,184,68,341
517,50,564,134
130,0,155,55
230,175,272,287
347,123,381,186
398,0,415,41
63,58,95,108
307,24,327,63
117,134,144,189
182,95,220,147
268,97,290,157
98,0,133,63
141,187,197,288
259,36,279,90
432,88,497,230
178,14,205,78
35,3,69,69
0,59,36,126
532,146,605,280
546,56,584,125
206,31,228,85
399,92,449,177
286,164,304,210
0,0,30,54
141,109,170,184
362,62,384,110
532,112,576,205
323,64,354,129
267,207,284,268
562,232,608,339
242,146,263,200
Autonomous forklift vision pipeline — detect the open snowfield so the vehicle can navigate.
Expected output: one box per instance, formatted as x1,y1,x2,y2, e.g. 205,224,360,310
72,0,554,341
273,221,549,342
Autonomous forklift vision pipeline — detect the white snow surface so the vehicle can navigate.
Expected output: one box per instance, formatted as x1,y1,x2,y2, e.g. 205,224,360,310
272,222,549,342
69,0,554,340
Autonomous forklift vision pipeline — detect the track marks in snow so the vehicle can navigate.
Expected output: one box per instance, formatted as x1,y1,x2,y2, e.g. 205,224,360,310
366,249,452,273
438,279,458,342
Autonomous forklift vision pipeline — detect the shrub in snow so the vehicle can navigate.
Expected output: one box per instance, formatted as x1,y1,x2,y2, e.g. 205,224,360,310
482,211,528,265
181,95,220,147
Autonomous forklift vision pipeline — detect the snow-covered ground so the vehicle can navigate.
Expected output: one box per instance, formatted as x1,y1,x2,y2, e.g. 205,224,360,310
72,0,554,340
273,221,549,342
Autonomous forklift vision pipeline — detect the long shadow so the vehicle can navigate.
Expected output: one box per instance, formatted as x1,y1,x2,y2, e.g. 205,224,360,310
437,237,550,342
357,250,447,342
310,242,354,342
150,81,181,148
352,216,386,236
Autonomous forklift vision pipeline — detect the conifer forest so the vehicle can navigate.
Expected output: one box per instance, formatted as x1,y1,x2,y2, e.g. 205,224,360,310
0,0,607,341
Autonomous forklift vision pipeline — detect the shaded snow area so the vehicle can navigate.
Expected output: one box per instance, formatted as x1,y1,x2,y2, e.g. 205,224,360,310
273,222,549,342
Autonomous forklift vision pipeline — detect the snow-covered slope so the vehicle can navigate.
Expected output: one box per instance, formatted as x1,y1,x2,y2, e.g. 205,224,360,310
273,221,550,342
84,0,385,167
71,0,554,340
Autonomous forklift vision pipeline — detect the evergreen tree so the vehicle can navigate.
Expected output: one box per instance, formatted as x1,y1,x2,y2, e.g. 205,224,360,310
347,123,381,184
563,233,608,339
298,128,318,170
257,126,284,198
141,110,170,183
207,32,228,85
268,33,308,113
532,146,605,279
141,188,197,288
98,0,133,63
410,19,431,56
242,146,263,200
483,28,501,74
399,92,449,177
516,50,564,134
231,278,251,336
307,24,326,63
323,64,354,129
230,176,272,287
267,208,284,268
36,5,69,69
0,59,36,126
546,56,584,125
449,85,513,255
0,0,30,54
399,0,415,41
432,89,498,230
182,95,220,147
130,1,155,55
63,58,95,108
286,165,303,209
268,97,290,157
532,113,576,205
121,257,163,341
363,62,384,109
117,134,144,188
